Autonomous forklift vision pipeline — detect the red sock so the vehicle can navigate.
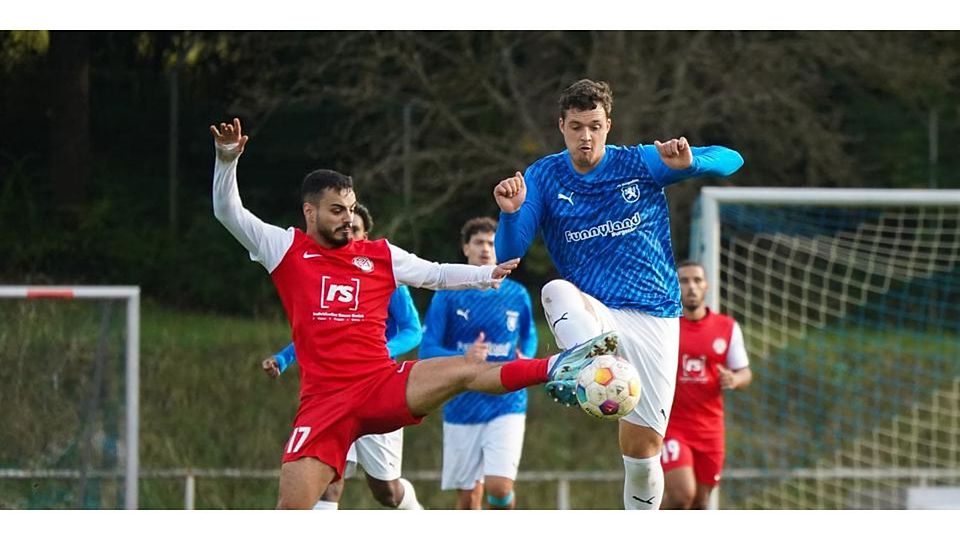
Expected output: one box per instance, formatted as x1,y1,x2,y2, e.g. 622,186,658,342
500,358,549,391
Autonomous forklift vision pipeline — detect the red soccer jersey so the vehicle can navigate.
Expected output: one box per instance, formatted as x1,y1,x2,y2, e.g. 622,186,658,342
667,309,737,443
270,230,397,399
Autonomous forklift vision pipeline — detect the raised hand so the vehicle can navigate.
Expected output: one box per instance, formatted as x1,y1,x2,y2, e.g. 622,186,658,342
654,137,693,170
262,357,280,379
489,258,520,289
493,172,527,213
209,117,249,159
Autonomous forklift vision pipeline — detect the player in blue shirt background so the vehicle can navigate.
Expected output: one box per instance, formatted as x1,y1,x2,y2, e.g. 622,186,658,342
492,79,743,510
262,204,424,510
419,217,538,509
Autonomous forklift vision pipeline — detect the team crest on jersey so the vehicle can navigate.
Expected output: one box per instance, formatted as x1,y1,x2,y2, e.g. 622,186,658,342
352,256,374,273
713,338,728,354
619,180,641,203
505,310,519,332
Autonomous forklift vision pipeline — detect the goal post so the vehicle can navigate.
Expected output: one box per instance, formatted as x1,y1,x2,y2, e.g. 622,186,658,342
693,188,960,509
0,285,140,509
696,188,960,312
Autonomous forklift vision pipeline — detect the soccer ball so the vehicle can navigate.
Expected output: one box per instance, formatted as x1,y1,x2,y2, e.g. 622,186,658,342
575,355,641,420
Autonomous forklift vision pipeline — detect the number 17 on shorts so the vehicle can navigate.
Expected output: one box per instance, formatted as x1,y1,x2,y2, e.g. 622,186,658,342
286,426,312,454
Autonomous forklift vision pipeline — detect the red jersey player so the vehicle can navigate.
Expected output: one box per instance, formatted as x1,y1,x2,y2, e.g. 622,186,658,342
661,260,752,510
209,118,618,509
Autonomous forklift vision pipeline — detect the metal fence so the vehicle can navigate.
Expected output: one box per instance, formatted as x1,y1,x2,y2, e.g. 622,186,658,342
3,468,960,509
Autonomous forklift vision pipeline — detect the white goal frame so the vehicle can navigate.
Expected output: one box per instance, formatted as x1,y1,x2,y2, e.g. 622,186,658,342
695,188,960,509
696,188,960,312
0,285,140,509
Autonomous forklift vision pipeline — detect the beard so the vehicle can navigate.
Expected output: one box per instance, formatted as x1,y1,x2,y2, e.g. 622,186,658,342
681,296,703,311
318,219,351,247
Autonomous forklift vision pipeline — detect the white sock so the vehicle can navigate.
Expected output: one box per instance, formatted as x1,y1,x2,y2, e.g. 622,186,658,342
541,280,603,351
313,500,339,510
395,478,423,510
622,454,664,510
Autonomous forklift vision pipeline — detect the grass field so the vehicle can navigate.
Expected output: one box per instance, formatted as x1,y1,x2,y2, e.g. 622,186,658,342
3,300,959,509
0,300,628,509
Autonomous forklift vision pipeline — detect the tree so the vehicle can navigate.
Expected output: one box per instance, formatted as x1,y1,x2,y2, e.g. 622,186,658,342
47,31,91,222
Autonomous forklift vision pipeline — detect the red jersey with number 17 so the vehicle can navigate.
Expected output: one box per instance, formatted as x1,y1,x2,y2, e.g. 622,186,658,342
668,309,738,442
270,230,396,399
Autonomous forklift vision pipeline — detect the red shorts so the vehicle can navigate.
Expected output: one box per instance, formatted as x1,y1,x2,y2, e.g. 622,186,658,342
280,360,424,480
660,432,725,486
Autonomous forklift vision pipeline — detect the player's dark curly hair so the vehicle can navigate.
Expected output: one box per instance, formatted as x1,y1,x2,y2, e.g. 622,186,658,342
558,79,613,120
301,169,353,203
460,216,498,246
355,203,374,234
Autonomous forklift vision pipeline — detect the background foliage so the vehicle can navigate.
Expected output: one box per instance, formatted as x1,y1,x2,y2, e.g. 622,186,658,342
2,30,959,314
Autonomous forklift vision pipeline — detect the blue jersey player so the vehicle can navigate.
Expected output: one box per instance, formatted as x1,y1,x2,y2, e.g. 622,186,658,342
492,79,744,510
420,217,538,509
261,204,424,510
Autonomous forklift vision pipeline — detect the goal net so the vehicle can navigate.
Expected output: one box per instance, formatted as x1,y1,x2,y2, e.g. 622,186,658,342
693,188,960,509
0,286,139,509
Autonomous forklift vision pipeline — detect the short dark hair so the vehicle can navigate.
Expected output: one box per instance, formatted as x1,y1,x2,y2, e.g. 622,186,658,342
460,217,498,246
677,260,705,272
301,169,353,204
355,203,373,234
559,79,613,120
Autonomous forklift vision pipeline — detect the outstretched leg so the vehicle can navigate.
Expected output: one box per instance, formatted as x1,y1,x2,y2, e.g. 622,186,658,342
404,354,533,417
405,332,618,417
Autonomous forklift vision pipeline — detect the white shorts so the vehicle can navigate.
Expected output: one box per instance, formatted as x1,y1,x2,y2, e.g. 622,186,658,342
343,428,404,481
441,413,525,491
584,294,679,436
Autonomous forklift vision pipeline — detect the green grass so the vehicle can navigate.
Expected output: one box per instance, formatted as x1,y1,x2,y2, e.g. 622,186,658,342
5,301,959,509
1,300,630,509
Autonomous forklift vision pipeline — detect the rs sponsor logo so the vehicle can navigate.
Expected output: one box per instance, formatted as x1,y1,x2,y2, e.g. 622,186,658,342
682,354,705,376
320,276,361,311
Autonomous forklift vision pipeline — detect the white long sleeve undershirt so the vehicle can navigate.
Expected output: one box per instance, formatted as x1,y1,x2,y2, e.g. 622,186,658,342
211,143,498,290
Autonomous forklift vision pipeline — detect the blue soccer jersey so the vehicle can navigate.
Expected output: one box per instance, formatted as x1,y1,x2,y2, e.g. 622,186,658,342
273,285,422,372
496,144,743,317
419,279,538,425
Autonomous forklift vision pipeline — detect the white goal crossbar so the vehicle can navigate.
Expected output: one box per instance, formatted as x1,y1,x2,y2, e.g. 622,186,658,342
0,285,140,509
697,188,960,311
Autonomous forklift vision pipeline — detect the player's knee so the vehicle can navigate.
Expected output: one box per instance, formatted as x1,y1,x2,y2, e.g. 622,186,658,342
691,489,712,510
370,479,404,507
541,279,578,305
320,478,345,502
276,495,312,510
457,486,483,509
621,427,663,458
663,484,695,510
